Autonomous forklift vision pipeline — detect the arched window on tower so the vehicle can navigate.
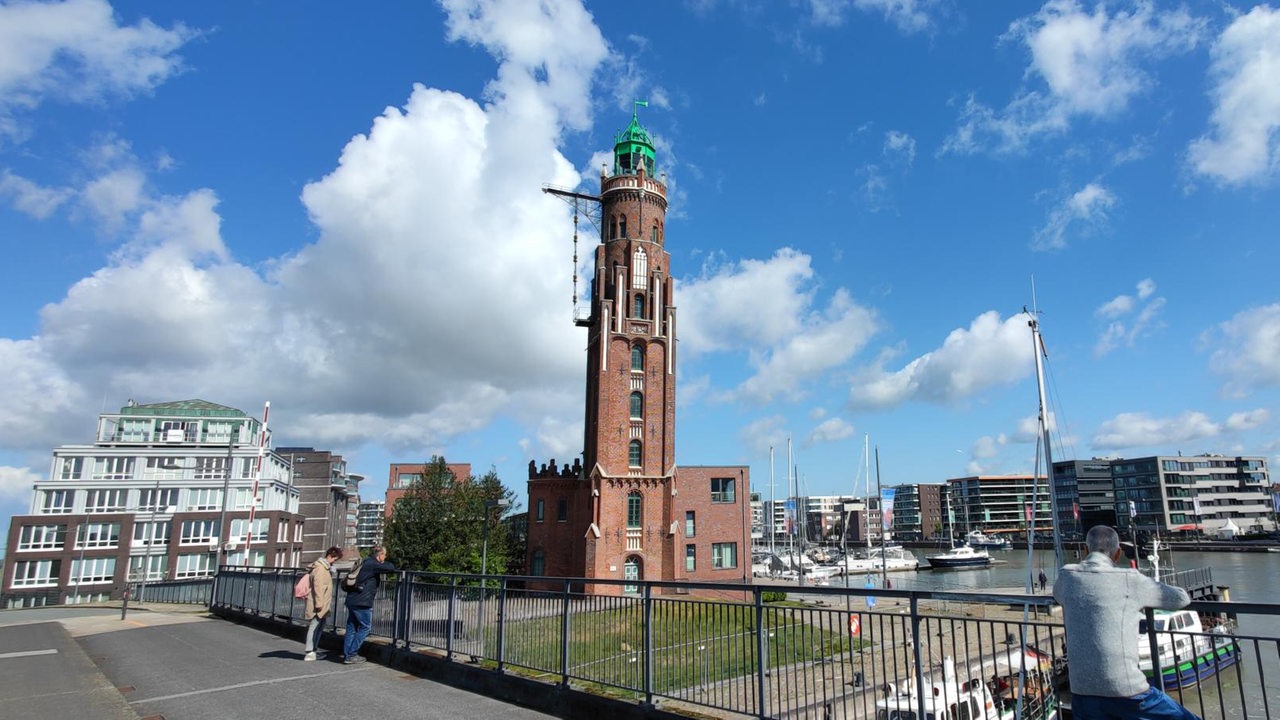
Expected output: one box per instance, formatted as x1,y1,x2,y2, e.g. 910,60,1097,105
632,247,648,289
610,215,618,240
619,214,628,239
627,492,642,529
630,391,643,420
628,440,642,468
633,294,645,319
651,221,659,242
631,345,644,372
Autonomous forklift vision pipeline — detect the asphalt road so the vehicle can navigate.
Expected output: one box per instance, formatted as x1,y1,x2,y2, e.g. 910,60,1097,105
0,605,557,720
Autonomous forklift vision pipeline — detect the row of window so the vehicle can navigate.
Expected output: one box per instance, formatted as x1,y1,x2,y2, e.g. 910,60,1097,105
57,456,258,481
533,481,738,527
685,542,738,571
9,551,226,588
608,217,663,244
15,518,283,552
39,487,276,515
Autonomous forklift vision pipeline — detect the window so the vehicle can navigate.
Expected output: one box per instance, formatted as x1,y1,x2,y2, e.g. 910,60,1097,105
70,557,116,585
128,554,168,582
619,215,627,238
633,294,645,319
536,498,545,522
686,544,696,572
17,524,66,551
712,542,737,569
711,478,735,504
144,457,185,479
133,521,171,547
194,456,227,480
629,392,643,420
557,498,568,522
226,549,267,567
231,518,269,543
685,511,696,538
610,214,618,240
651,222,659,243
628,440,642,468
92,456,135,481
188,488,224,511
11,559,60,587
180,519,220,546
240,457,257,479
232,488,261,510
531,549,546,576
175,553,215,579
632,247,648,289
397,473,423,489
631,345,644,372
139,487,179,512
59,457,84,480
85,489,127,513
76,522,121,549
627,493,642,528
41,489,74,514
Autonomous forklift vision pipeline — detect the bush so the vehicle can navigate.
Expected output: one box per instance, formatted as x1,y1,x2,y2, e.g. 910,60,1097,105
762,590,788,603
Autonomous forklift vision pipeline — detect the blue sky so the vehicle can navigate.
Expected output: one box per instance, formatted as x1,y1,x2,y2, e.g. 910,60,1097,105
1,0,1278,530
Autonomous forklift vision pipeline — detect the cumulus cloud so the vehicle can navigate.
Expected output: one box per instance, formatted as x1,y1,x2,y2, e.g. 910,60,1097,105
1092,410,1220,450
739,415,789,458
1226,408,1269,432
1032,182,1117,250
883,130,916,165
679,249,879,403
1093,277,1165,356
0,0,612,463
0,0,193,140
943,1,1203,154
1208,304,1280,397
1187,6,1280,186
849,311,1035,409
0,170,71,218
0,465,40,504
806,417,855,446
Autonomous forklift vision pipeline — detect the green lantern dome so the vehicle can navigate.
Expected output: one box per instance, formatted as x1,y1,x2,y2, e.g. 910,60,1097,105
612,101,655,176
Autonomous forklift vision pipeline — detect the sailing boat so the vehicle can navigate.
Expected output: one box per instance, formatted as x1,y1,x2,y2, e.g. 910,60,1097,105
842,435,919,574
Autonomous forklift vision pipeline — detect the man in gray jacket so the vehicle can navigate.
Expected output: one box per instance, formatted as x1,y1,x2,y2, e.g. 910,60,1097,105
1053,525,1200,719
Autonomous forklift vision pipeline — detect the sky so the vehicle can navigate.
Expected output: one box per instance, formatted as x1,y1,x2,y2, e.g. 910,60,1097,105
1,0,1278,532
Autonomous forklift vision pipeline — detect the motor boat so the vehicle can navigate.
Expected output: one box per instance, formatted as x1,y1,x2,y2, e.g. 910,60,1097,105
1138,609,1239,689
965,530,1012,550
926,544,992,569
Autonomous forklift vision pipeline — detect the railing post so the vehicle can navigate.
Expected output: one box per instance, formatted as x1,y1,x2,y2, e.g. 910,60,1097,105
446,575,458,660
210,569,220,610
496,577,508,671
754,586,768,720
401,572,416,650
911,595,927,720
642,582,654,708
560,579,572,688
239,569,249,611
1144,607,1165,692
269,569,279,619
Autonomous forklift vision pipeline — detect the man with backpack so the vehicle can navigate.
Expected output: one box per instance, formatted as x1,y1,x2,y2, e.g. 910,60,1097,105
302,546,344,661
342,545,395,664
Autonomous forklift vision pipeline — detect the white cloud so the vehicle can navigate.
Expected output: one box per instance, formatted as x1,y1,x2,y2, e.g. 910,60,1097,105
849,311,1035,409
1092,410,1220,450
1093,278,1164,356
1032,182,1116,251
883,130,916,165
1187,5,1280,186
1225,409,1269,432
806,417,855,447
1208,304,1280,398
0,0,616,462
0,465,39,504
0,0,194,139
944,1,1203,154
738,415,789,459
0,170,71,218
810,0,942,35
679,249,879,403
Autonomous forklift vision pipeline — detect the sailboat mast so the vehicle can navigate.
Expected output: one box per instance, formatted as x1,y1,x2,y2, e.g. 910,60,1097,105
875,445,888,588
1029,312,1065,569
769,445,776,558
864,434,871,550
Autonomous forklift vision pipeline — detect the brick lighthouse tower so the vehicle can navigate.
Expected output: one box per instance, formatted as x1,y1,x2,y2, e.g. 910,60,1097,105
529,108,750,593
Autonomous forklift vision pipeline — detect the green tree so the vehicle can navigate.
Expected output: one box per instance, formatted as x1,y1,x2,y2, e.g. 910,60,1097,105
383,456,518,575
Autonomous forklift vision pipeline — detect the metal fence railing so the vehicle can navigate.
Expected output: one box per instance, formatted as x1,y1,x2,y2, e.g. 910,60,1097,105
128,578,214,605
210,568,1280,720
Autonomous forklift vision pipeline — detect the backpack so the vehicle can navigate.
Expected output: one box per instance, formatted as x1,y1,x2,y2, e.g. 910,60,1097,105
342,558,364,592
293,571,311,599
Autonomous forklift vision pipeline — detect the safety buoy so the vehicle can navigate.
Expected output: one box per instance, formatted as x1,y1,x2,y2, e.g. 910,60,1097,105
848,614,861,636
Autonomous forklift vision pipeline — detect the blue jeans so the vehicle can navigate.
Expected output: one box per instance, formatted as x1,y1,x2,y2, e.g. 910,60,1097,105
1072,687,1201,720
343,606,372,659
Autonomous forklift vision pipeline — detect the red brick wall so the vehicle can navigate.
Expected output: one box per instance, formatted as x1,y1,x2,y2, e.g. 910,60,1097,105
384,462,470,519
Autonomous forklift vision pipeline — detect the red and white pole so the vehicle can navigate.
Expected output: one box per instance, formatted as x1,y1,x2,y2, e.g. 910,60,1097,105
242,401,270,567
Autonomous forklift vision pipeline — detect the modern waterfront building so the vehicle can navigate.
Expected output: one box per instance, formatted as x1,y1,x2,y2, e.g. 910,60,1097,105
890,483,946,541
276,447,361,564
945,475,1053,539
1050,459,1114,537
355,501,386,550
526,110,750,591
1113,455,1273,535
1,400,301,608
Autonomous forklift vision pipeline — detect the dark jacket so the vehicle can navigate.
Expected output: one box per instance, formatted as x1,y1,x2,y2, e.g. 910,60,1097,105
343,557,396,609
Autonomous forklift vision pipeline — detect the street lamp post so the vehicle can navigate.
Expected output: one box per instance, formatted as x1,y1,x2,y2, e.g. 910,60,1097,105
477,497,511,661
138,476,163,603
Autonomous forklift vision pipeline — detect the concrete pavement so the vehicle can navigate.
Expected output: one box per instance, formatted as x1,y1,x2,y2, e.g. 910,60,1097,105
0,605,558,720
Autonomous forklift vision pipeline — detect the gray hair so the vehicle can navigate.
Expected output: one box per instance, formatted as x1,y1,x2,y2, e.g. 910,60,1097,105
1086,525,1121,556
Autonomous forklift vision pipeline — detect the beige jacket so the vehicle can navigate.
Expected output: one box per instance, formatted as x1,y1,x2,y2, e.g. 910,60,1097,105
304,557,335,619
